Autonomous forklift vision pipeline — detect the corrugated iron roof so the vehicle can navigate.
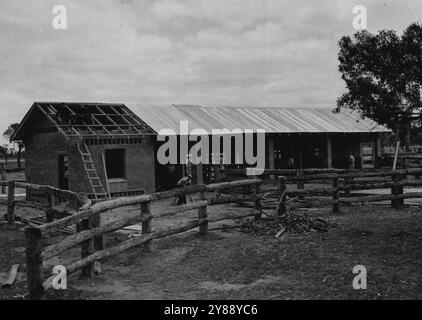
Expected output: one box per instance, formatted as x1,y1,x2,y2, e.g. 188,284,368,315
129,104,390,134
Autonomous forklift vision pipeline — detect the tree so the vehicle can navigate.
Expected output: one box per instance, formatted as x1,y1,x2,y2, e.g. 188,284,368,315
3,123,23,169
336,23,422,149
0,145,8,164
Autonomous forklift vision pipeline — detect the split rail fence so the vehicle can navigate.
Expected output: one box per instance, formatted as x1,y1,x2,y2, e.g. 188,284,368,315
3,167,422,299
0,180,91,225
221,167,422,213
1,178,263,300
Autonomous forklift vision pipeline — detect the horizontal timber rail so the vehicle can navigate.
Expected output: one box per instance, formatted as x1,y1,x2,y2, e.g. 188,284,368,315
221,167,422,180
337,192,422,204
23,178,263,300
0,180,91,225
274,178,422,197
262,167,422,215
37,179,263,234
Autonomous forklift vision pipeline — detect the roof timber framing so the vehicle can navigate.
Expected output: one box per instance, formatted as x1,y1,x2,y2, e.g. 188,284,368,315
34,102,154,138
108,104,145,135
36,103,71,138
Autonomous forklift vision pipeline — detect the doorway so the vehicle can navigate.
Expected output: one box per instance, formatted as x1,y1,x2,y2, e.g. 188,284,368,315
105,149,126,179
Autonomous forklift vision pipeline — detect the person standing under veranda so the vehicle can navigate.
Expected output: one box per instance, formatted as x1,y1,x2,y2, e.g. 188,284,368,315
286,156,295,169
345,151,356,196
175,174,193,205
348,151,356,170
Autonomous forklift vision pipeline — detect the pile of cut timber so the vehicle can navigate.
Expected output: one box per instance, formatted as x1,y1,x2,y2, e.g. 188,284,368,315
240,214,329,237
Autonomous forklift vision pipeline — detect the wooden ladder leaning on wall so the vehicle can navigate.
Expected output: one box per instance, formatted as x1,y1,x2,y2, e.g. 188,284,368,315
77,142,109,200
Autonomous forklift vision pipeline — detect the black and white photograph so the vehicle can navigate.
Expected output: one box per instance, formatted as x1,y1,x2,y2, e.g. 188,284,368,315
0,0,421,306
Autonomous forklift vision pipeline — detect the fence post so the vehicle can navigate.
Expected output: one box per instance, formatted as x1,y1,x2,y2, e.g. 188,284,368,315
277,176,287,217
92,215,104,251
73,197,94,277
297,170,304,200
399,173,405,206
254,183,262,219
344,177,351,197
332,177,340,213
46,191,55,223
198,190,208,235
7,181,15,224
25,227,44,300
141,200,153,252
1,163,5,194
78,217,95,277
391,173,400,209
196,164,203,184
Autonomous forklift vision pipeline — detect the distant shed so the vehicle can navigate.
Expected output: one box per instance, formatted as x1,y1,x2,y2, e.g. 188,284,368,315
131,104,390,185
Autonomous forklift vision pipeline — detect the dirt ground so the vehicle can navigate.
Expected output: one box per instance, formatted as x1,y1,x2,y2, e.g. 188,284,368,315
1,199,422,300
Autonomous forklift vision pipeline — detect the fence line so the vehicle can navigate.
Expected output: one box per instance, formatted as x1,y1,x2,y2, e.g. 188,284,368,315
221,167,422,178
14,178,263,299
0,180,92,225
3,168,422,299
266,168,422,215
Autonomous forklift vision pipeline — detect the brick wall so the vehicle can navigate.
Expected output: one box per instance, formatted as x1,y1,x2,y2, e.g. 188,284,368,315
69,136,156,195
68,143,92,194
25,128,156,195
24,132,68,187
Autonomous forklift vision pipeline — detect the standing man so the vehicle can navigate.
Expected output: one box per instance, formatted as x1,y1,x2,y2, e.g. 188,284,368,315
175,174,193,205
286,156,295,169
348,151,356,170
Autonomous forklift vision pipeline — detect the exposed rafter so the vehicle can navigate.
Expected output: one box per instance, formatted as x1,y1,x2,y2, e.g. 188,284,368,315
34,102,155,138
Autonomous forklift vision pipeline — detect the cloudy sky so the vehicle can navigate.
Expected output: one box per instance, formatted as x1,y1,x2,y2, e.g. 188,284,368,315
0,0,420,144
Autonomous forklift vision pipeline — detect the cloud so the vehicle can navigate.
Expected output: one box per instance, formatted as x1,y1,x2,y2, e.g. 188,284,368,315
0,0,421,144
